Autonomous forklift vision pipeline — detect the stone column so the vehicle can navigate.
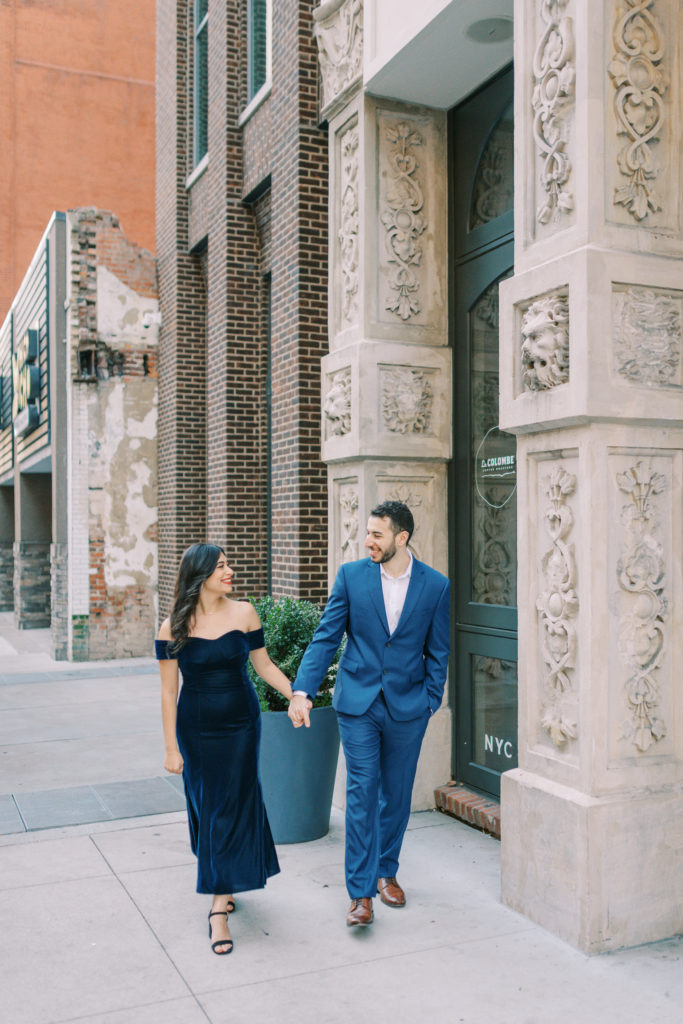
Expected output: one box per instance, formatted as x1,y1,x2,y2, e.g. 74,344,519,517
314,0,452,806
0,485,13,611
499,0,683,950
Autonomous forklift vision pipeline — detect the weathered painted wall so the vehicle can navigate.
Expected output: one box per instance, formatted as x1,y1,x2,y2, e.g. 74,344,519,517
65,210,158,660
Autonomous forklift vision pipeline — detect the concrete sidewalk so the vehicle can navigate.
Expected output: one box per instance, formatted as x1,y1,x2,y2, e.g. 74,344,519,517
0,615,681,1024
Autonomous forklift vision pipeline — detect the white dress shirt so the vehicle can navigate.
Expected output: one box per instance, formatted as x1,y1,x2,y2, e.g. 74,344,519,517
380,551,413,634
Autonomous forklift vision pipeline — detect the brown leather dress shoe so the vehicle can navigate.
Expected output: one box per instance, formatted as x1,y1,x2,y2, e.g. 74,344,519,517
377,876,406,907
346,897,374,927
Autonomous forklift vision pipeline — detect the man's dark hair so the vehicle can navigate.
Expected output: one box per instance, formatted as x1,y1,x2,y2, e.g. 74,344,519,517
370,501,414,542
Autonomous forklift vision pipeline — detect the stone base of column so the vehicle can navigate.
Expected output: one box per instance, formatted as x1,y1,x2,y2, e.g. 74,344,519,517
13,542,51,629
501,768,683,953
0,541,14,611
50,543,69,660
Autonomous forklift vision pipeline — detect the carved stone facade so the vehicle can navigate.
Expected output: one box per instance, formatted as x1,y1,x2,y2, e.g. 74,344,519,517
520,292,570,391
500,0,683,953
532,0,575,224
614,460,668,752
536,465,578,747
317,3,451,814
338,125,360,328
608,0,668,222
380,366,433,435
380,120,427,322
613,285,682,387
314,0,363,116
324,366,352,438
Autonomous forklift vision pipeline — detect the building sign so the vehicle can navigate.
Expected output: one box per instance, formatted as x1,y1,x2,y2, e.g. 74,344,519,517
474,425,516,509
12,328,40,437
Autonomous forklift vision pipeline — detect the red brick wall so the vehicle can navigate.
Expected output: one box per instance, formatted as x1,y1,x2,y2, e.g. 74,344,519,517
156,0,208,617
269,0,329,602
156,0,329,611
0,0,156,322
202,0,269,598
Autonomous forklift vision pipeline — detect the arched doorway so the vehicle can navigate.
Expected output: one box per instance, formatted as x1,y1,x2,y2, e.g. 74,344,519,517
449,67,516,799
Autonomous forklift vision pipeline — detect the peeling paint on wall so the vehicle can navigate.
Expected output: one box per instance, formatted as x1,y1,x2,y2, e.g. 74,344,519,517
97,265,159,347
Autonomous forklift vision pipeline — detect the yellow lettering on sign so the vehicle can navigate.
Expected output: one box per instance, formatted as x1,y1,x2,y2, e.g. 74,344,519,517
11,328,40,420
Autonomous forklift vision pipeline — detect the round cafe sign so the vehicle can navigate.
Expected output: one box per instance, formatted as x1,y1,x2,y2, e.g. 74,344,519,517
474,425,517,510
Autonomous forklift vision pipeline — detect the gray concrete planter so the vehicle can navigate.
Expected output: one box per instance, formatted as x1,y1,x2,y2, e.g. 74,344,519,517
259,704,340,844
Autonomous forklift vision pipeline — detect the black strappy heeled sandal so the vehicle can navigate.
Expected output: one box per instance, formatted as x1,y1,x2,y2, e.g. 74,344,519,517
208,910,234,955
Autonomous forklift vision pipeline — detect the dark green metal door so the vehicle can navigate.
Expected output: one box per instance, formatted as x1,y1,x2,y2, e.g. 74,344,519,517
449,67,517,798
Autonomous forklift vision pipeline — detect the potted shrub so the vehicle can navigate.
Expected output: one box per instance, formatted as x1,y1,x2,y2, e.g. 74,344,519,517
248,595,344,843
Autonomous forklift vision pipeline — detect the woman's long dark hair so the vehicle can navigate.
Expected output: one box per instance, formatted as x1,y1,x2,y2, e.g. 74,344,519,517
168,543,226,654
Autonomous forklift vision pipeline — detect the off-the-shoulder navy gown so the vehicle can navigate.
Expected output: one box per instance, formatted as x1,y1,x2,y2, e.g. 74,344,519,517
155,628,280,894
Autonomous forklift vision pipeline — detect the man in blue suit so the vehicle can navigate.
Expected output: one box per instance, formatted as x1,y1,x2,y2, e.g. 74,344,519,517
289,501,450,927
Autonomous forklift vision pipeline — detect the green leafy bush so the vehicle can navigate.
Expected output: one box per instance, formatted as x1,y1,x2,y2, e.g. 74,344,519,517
248,595,344,712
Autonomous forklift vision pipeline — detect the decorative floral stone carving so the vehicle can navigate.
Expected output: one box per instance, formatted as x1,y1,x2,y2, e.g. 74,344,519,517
616,461,667,752
339,486,359,563
338,126,359,327
521,292,570,391
608,0,668,221
532,0,575,224
324,367,351,438
613,286,682,386
380,367,433,435
314,0,363,113
536,466,579,746
380,122,427,322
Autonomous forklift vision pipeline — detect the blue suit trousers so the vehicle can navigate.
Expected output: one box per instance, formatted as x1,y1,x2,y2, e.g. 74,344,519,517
337,691,430,898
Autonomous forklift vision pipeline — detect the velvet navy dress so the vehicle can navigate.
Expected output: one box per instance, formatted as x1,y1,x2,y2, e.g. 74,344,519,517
155,628,280,894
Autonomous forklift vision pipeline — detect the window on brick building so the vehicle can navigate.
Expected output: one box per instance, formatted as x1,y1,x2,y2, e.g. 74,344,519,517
248,0,270,102
193,0,209,165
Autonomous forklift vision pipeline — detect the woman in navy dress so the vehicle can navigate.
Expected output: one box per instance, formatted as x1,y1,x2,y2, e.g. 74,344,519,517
156,543,296,955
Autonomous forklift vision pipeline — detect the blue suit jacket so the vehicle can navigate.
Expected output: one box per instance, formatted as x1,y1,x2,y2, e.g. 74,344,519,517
294,556,450,721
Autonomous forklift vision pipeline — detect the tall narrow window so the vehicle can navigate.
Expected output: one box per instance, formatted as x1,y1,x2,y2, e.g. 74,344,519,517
248,0,270,102
194,0,208,165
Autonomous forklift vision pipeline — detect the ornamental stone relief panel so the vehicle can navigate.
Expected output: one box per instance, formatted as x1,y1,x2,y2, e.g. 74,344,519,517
613,459,670,754
521,291,570,391
608,0,669,222
532,0,575,226
536,464,579,748
612,285,682,387
379,365,434,436
323,366,352,439
338,481,360,567
314,0,363,115
378,116,428,324
338,124,360,329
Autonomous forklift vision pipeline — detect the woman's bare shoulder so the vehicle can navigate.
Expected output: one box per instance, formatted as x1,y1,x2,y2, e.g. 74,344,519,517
158,617,173,641
230,599,261,631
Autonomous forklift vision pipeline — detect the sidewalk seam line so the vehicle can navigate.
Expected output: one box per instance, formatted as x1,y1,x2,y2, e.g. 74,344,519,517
89,835,211,1022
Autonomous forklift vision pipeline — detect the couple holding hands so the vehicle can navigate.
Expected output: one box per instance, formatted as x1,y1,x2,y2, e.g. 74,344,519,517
156,501,450,955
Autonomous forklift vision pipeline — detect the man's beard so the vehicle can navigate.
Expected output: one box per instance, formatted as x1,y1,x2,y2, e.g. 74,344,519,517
379,541,397,564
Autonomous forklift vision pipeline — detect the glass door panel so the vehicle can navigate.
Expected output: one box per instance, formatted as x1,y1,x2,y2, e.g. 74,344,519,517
470,271,516,609
450,65,516,799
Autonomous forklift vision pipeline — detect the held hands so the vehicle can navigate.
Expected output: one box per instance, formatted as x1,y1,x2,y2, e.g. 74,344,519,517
288,694,313,729
164,749,184,774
